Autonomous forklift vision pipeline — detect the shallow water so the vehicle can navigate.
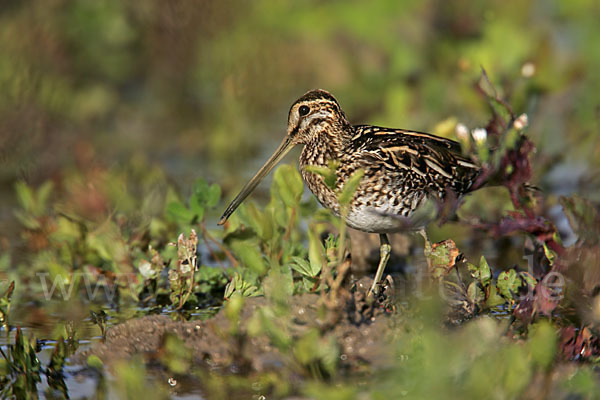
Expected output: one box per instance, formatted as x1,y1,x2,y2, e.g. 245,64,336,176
0,317,210,398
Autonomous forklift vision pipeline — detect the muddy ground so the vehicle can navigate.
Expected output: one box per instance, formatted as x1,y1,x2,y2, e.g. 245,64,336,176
78,232,423,373
77,277,406,373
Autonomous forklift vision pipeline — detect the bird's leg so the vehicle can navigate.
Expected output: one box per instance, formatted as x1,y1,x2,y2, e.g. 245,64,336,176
418,228,432,269
369,233,391,297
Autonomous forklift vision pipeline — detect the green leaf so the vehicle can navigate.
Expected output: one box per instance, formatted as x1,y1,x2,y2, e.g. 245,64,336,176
86,355,104,369
294,328,339,375
15,181,35,213
36,181,54,213
269,198,289,230
485,284,506,307
504,127,520,149
303,161,339,190
300,276,318,292
166,201,194,224
206,184,221,208
307,230,324,277
263,266,294,306
519,271,537,288
479,256,492,286
467,263,479,278
474,256,492,286
502,345,532,395
230,241,267,276
291,257,313,277
247,202,273,240
14,210,41,230
291,255,320,278
49,338,67,374
191,179,221,208
188,194,205,220
224,272,261,298
272,164,304,208
338,169,364,206
249,307,292,349
564,368,600,396
294,328,321,365
467,282,485,304
192,178,209,195
542,243,556,266
528,321,557,369
497,269,520,300
51,216,81,244
428,239,459,278
224,294,244,330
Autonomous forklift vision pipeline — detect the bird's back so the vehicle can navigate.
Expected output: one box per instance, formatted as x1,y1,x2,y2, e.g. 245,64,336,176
349,125,480,197
327,125,480,233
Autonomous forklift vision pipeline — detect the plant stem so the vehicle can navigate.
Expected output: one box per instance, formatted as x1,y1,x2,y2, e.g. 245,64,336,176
200,222,238,267
177,255,196,311
277,205,297,262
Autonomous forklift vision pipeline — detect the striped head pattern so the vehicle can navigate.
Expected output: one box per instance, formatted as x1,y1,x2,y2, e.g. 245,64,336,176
286,89,351,145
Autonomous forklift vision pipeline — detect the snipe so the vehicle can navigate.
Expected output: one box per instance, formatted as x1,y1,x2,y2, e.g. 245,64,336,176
219,89,480,296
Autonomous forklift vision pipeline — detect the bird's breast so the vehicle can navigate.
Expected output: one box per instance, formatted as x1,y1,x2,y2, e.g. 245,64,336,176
300,144,429,233
299,162,341,216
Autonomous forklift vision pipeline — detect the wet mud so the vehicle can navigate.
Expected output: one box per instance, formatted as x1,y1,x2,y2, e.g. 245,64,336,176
78,277,397,373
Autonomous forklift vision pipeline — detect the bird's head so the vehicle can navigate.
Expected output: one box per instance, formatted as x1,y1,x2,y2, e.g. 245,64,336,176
286,89,350,145
218,89,348,225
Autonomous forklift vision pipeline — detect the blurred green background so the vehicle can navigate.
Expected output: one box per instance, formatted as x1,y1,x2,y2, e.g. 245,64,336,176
1,0,599,250
2,1,600,397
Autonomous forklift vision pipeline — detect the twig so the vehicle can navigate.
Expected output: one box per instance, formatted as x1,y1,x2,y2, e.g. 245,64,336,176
201,222,238,267
477,66,516,123
329,255,351,302
199,221,225,268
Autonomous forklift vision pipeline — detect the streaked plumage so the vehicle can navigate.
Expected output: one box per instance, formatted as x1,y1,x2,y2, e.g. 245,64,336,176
219,89,481,296
301,124,480,233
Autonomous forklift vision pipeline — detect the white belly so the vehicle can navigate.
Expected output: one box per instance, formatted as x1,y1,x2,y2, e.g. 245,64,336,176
343,193,432,233
345,204,405,233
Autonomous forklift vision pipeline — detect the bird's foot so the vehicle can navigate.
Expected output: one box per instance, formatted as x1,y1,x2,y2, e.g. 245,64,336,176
366,274,394,304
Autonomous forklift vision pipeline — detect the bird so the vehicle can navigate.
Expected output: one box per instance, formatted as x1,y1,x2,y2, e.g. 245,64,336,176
218,89,481,296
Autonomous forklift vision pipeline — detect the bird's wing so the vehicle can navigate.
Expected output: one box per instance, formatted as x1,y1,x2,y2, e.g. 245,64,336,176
351,125,480,192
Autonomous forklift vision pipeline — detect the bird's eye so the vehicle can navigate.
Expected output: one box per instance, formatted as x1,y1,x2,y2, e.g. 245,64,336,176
298,105,310,116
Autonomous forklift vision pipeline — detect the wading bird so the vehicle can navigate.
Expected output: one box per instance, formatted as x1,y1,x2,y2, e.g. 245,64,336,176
219,89,480,296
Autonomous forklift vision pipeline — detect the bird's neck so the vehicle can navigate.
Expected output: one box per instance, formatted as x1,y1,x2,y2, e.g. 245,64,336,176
299,124,354,216
300,123,354,168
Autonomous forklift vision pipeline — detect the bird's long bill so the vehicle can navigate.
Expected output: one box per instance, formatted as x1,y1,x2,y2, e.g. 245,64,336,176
218,135,295,225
